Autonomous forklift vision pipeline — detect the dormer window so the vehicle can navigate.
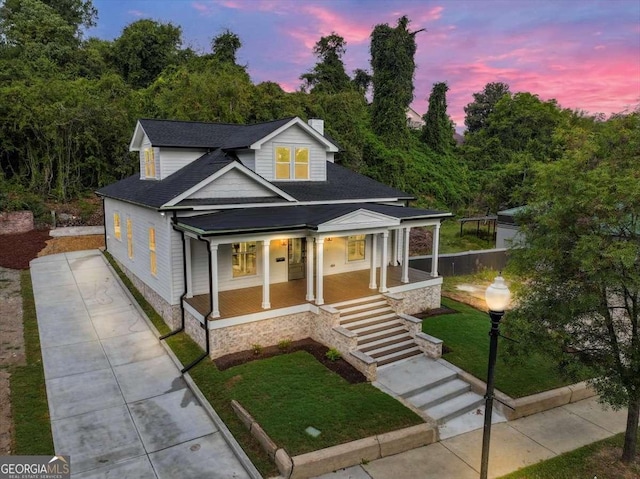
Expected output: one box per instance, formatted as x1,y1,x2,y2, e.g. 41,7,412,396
144,148,156,178
275,146,309,180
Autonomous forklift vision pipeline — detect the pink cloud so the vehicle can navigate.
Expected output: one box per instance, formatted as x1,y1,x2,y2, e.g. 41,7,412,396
300,5,372,44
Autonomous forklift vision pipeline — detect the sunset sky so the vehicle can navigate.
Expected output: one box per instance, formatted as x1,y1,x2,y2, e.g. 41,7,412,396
90,0,640,130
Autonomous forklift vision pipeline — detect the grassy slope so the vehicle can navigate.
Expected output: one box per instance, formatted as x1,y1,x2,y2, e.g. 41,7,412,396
439,218,495,254
10,270,54,454
106,252,423,475
423,298,586,398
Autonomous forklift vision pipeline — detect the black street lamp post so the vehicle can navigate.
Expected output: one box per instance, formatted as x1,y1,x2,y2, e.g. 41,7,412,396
480,275,511,479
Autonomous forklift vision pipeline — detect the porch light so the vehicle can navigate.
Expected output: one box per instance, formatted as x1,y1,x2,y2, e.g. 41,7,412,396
280,239,287,246
326,237,332,242
480,274,511,479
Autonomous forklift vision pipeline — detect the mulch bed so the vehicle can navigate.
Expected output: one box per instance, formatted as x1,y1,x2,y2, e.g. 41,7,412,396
0,230,51,269
214,338,367,384
413,305,458,319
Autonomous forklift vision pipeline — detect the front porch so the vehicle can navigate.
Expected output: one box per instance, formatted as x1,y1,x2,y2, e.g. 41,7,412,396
185,266,434,320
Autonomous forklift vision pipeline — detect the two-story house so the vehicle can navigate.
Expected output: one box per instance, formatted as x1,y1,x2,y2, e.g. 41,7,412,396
97,117,451,379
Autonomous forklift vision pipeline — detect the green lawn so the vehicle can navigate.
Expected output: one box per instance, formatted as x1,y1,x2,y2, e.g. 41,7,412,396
106,253,423,475
10,270,54,455
499,431,640,479
439,218,495,254
422,298,588,398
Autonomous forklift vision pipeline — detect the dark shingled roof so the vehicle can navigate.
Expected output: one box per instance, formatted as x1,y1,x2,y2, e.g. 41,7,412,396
138,117,304,149
177,204,450,235
273,162,413,201
96,150,235,208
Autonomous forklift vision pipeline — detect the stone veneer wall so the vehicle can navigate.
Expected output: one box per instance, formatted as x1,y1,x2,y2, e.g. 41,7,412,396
208,312,313,358
113,257,181,330
185,308,206,350
387,284,441,315
0,211,34,235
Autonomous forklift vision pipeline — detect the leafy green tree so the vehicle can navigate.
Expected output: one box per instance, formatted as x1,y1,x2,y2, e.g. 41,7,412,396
461,92,566,210
422,82,455,153
352,68,371,95
506,110,640,463
464,82,510,133
300,33,351,94
370,15,423,146
112,19,182,88
211,29,242,65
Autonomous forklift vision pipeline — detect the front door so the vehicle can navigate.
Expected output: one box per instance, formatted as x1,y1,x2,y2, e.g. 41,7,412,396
288,238,306,280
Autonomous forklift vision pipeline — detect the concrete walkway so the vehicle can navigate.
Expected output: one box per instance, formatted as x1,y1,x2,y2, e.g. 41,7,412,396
31,250,255,479
315,395,627,479
49,226,104,237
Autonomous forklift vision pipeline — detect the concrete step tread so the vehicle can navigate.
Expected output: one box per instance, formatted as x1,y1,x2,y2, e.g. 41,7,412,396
341,307,394,322
375,346,422,366
358,332,413,352
337,300,389,314
342,312,397,329
345,318,403,335
364,339,418,358
331,295,384,309
424,391,484,422
406,379,471,409
357,326,408,345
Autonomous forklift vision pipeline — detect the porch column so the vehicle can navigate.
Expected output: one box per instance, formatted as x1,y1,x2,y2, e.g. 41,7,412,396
369,233,378,289
379,231,389,293
316,237,324,305
392,229,400,266
402,227,411,283
185,236,193,298
431,222,441,277
209,242,220,318
306,236,315,301
262,240,271,309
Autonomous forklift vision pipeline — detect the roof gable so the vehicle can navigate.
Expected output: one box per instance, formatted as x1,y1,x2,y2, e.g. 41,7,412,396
316,208,400,232
164,162,295,207
248,117,339,152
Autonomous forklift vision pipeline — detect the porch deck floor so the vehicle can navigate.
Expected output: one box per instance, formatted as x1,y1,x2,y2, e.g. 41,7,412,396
184,266,433,320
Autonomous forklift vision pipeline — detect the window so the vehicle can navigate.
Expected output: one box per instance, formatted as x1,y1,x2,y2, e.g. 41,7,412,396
127,218,133,259
347,235,366,262
113,213,121,240
232,242,257,277
149,227,157,276
275,146,309,180
144,148,156,178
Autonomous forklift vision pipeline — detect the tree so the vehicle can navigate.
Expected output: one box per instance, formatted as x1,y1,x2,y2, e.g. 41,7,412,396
422,82,455,153
464,82,510,133
211,29,241,65
506,110,640,463
300,33,351,94
352,68,371,95
370,15,423,146
112,19,182,88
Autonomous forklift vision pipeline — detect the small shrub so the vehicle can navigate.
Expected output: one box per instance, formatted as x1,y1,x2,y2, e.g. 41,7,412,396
252,343,263,355
325,348,342,361
278,339,292,351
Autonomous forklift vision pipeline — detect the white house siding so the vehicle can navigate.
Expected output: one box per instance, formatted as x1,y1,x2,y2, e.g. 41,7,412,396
235,150,255,171
254,124,327,181
187,168,276,199
157,147,208,179
104,198,174,305
322,235,381,276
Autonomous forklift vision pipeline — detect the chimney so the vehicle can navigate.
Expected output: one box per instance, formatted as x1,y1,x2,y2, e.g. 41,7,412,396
308,118,324,136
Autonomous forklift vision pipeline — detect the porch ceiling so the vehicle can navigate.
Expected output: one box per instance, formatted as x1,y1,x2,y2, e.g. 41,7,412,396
184,266,433,319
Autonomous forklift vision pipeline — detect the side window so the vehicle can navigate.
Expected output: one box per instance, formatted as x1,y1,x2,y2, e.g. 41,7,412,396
294,147,309,179
113,213,121,240
144,148,156,178
347,235,366,262
149,227,157,276
232,242,257,277
127,218,134,259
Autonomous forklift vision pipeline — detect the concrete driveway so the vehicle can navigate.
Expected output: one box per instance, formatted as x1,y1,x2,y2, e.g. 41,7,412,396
31,250,256,479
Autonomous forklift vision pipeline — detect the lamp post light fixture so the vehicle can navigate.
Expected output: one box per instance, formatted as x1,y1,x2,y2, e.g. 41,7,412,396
480,275,511,479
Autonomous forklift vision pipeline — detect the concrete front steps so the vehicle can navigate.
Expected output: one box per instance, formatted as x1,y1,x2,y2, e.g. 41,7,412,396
331,295,422,366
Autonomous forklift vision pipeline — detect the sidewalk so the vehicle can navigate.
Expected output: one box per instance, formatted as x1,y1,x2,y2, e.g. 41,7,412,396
315,393,627,479
30,250,256,479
